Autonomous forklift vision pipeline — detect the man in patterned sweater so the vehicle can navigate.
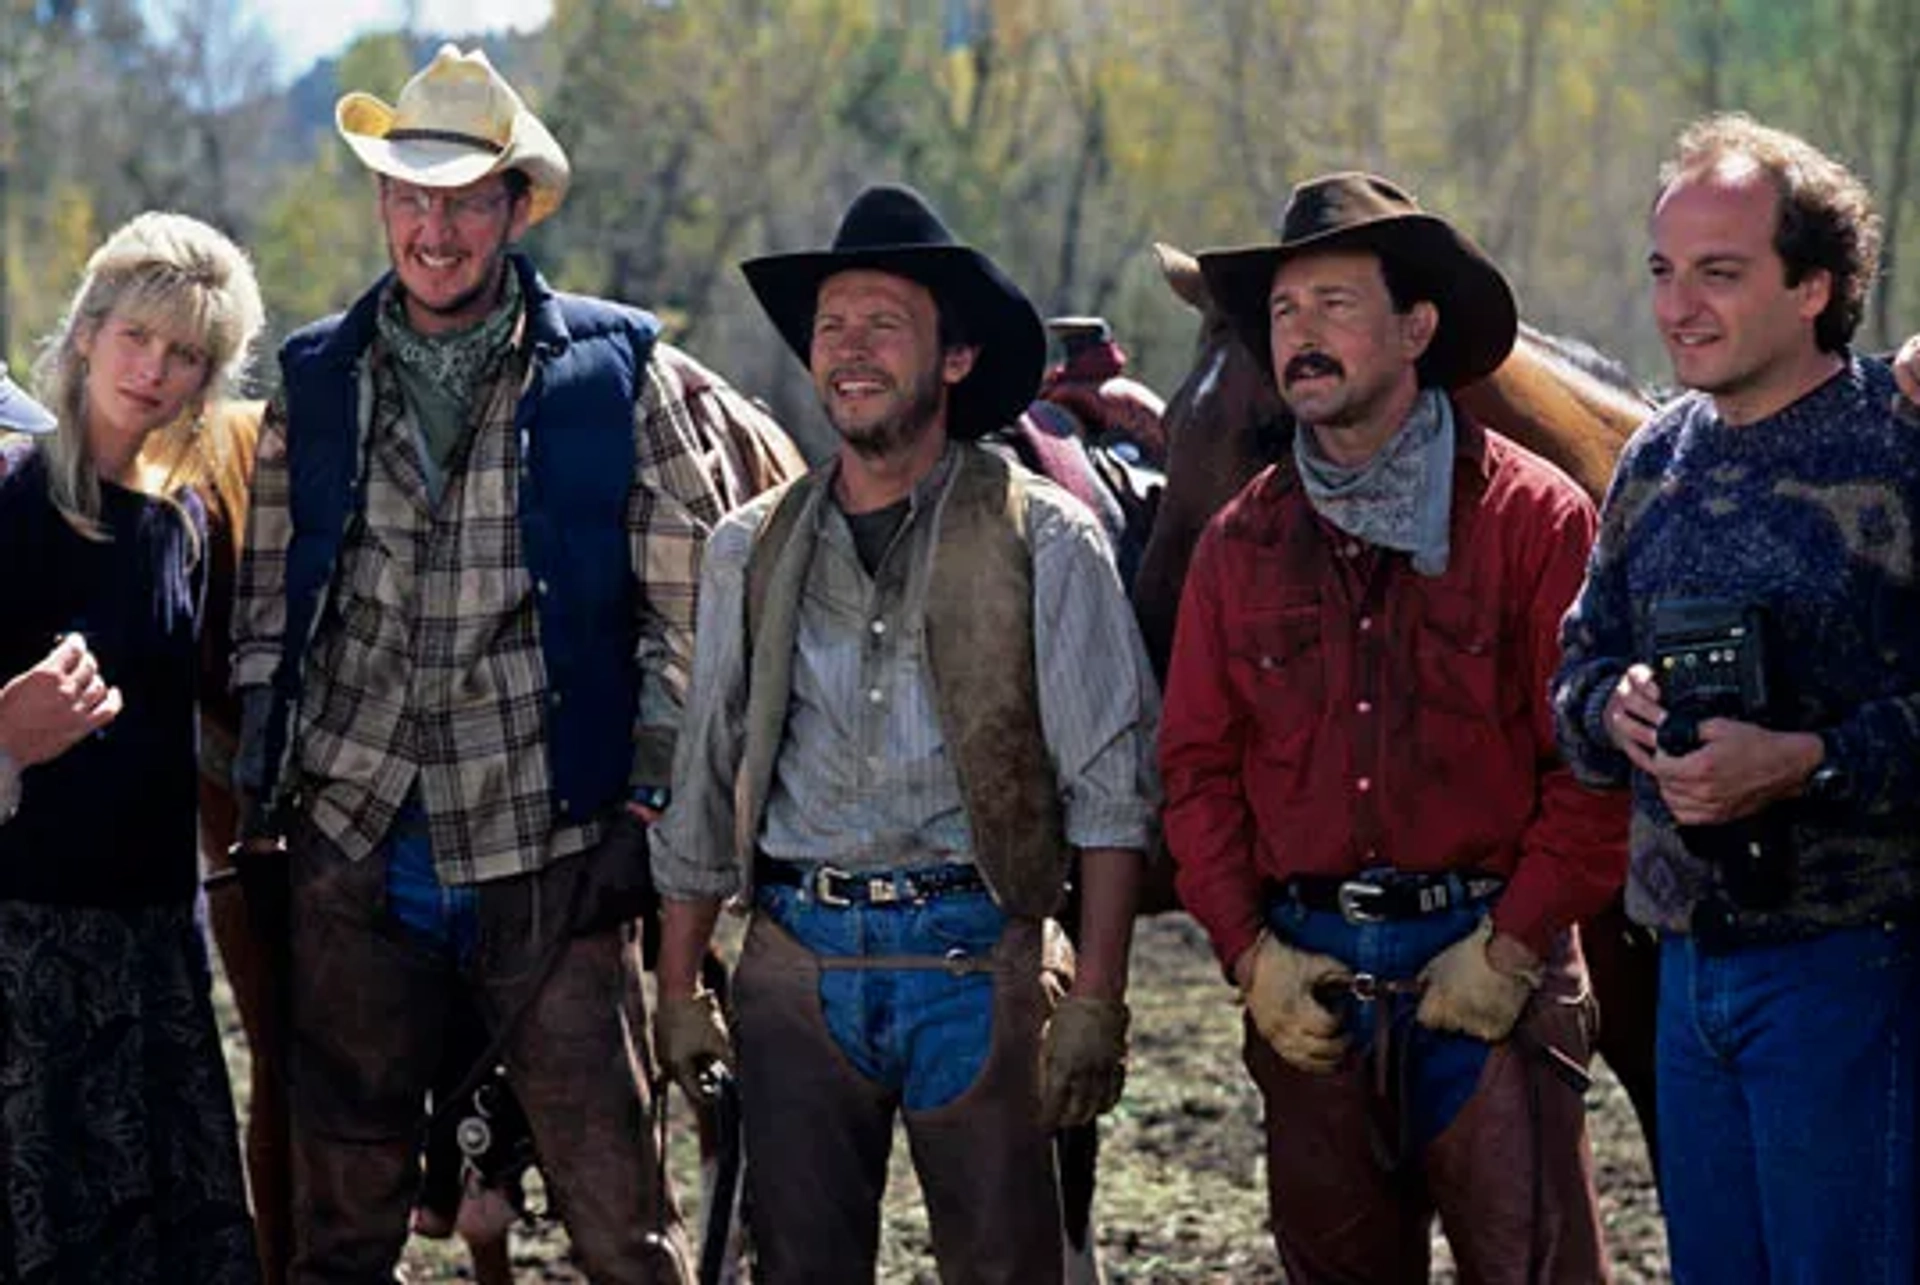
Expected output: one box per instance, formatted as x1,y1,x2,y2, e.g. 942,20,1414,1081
1554,114,1920,1283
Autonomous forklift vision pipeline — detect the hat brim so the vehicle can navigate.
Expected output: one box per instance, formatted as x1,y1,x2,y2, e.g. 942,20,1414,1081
741,244,1045,440
1198,215,1518,391
336,93,569,227
0,379,55,435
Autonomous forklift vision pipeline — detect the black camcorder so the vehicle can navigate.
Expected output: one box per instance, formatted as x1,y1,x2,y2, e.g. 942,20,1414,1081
1648,598,1793,909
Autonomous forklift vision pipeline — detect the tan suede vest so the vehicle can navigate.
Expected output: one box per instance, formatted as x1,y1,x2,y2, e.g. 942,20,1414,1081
738,447,1069,918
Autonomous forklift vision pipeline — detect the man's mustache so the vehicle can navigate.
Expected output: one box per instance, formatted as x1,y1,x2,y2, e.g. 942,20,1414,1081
1283,352,1344,385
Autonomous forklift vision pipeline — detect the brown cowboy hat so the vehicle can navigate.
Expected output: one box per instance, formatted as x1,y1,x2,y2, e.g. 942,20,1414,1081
741,184,1045,439
336,45,571,227
1198,172,1518,390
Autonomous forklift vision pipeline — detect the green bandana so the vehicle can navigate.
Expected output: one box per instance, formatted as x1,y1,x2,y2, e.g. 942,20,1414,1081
376,266,522,488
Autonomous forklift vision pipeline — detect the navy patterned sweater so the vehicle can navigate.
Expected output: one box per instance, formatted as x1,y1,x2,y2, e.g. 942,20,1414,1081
1554,355,1920,943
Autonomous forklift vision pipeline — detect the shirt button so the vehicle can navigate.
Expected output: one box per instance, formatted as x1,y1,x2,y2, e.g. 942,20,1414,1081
1343,541,1361,558
1356,776,1372,793
1358,616,1374,632
870,619,887,636
550,691,563,707
1355,700,1372,715
868,687,884,704
536,579,550,596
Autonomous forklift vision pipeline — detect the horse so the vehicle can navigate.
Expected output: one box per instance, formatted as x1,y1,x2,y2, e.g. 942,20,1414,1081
981,368,1182,1285
186,376,804,1285
1134,243,1663,1170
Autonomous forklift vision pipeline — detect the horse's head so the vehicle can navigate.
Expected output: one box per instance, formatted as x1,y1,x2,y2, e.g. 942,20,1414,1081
1153,243,1292,475
1131,244,1292,676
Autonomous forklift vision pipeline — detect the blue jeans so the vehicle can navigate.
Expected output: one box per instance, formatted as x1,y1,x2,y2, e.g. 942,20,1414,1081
1267,886,1492,1146
757,880,1004,1111
1657,920,1919,1284
381,794,479,966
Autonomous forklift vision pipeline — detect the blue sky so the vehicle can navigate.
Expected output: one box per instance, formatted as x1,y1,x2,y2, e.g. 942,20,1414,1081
223,0,554,82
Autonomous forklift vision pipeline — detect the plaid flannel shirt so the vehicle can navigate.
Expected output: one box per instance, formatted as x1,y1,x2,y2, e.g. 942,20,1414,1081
233,310,783,884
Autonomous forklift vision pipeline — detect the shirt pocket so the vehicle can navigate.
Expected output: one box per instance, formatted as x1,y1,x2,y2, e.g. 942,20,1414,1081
1410,584,1504,726
1224,597,1325,745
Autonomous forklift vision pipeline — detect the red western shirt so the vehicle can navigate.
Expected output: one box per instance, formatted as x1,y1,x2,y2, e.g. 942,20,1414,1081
1160,418,1628,972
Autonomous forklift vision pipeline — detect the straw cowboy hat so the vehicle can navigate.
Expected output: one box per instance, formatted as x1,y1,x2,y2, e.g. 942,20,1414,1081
741,184,1045,439
0,363,54,435
336,44,571,227
1199,172,1518,390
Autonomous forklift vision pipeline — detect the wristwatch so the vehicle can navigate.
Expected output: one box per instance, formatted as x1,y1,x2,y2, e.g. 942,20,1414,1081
1805,741,1851,805
0,748,20,826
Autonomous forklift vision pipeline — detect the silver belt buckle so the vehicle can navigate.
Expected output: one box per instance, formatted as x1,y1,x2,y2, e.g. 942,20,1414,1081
867,875,901,905
812,865,853,908
1336,880,1387,924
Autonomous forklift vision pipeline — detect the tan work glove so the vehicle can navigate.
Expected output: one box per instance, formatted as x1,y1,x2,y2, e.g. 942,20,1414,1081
653,990,734,1105
1039,996,1130,1128
1242,931,1353,1073
1415,918,1539,1042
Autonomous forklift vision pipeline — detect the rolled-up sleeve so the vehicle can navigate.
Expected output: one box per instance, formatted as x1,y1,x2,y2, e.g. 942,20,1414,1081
650,510,760,900
1027,487,1161,853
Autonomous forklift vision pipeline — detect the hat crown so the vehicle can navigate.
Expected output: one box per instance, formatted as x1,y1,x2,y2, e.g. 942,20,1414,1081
1277,172,1424,245
828,185,962,254
740,183,1046,438
335,43,570,224
1196,169,1519,390
390,45,520,150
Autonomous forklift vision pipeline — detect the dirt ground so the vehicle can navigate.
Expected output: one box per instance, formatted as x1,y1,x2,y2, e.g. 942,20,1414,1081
214,912,1671,1282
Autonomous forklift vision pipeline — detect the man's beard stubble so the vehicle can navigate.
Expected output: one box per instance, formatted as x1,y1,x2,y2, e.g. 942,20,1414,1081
828,365,947,461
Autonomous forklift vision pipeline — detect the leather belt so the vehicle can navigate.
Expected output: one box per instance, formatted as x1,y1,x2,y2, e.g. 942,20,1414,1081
1273,870,1506,924
756,858,987,908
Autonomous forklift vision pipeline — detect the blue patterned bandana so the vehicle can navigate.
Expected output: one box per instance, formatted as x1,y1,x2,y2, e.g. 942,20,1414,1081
1293,388,1455,576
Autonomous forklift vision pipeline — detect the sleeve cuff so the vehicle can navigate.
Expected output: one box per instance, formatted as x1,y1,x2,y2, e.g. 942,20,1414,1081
232,686,275,795
1489,899,1556,963
648,843,743,902
1208,915,1265,985
1064,800,1157,855
629,726,676,789
1580,680,1615,752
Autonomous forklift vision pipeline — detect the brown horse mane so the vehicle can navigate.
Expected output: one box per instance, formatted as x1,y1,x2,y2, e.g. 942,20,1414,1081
1459,324,1652,504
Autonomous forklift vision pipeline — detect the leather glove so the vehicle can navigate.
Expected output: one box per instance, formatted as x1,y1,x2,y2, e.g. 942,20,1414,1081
653,990,734,1105
1039,995,1129,1128
1242,931,1352,1073
1415,918,1539,1042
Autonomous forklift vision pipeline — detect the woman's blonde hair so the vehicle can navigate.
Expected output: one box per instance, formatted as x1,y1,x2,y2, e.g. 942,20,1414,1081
31,211,265,548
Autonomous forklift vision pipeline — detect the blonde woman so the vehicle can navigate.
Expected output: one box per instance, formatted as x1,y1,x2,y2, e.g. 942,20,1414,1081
0,212,264,1284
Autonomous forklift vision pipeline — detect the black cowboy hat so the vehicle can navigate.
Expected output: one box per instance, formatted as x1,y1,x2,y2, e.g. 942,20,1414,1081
1198,172,1518,390
741,184,1045,439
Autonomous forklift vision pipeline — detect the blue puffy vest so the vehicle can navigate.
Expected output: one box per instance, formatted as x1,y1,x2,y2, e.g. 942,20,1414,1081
260,254,661,828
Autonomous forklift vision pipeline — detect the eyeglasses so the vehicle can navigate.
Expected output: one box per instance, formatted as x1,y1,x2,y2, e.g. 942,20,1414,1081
383,183,513,225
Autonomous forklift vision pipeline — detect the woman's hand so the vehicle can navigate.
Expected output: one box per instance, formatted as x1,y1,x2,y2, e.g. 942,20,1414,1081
0,634,122,767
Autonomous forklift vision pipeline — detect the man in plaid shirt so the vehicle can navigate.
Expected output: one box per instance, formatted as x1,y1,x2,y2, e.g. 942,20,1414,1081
230,46,797,1284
